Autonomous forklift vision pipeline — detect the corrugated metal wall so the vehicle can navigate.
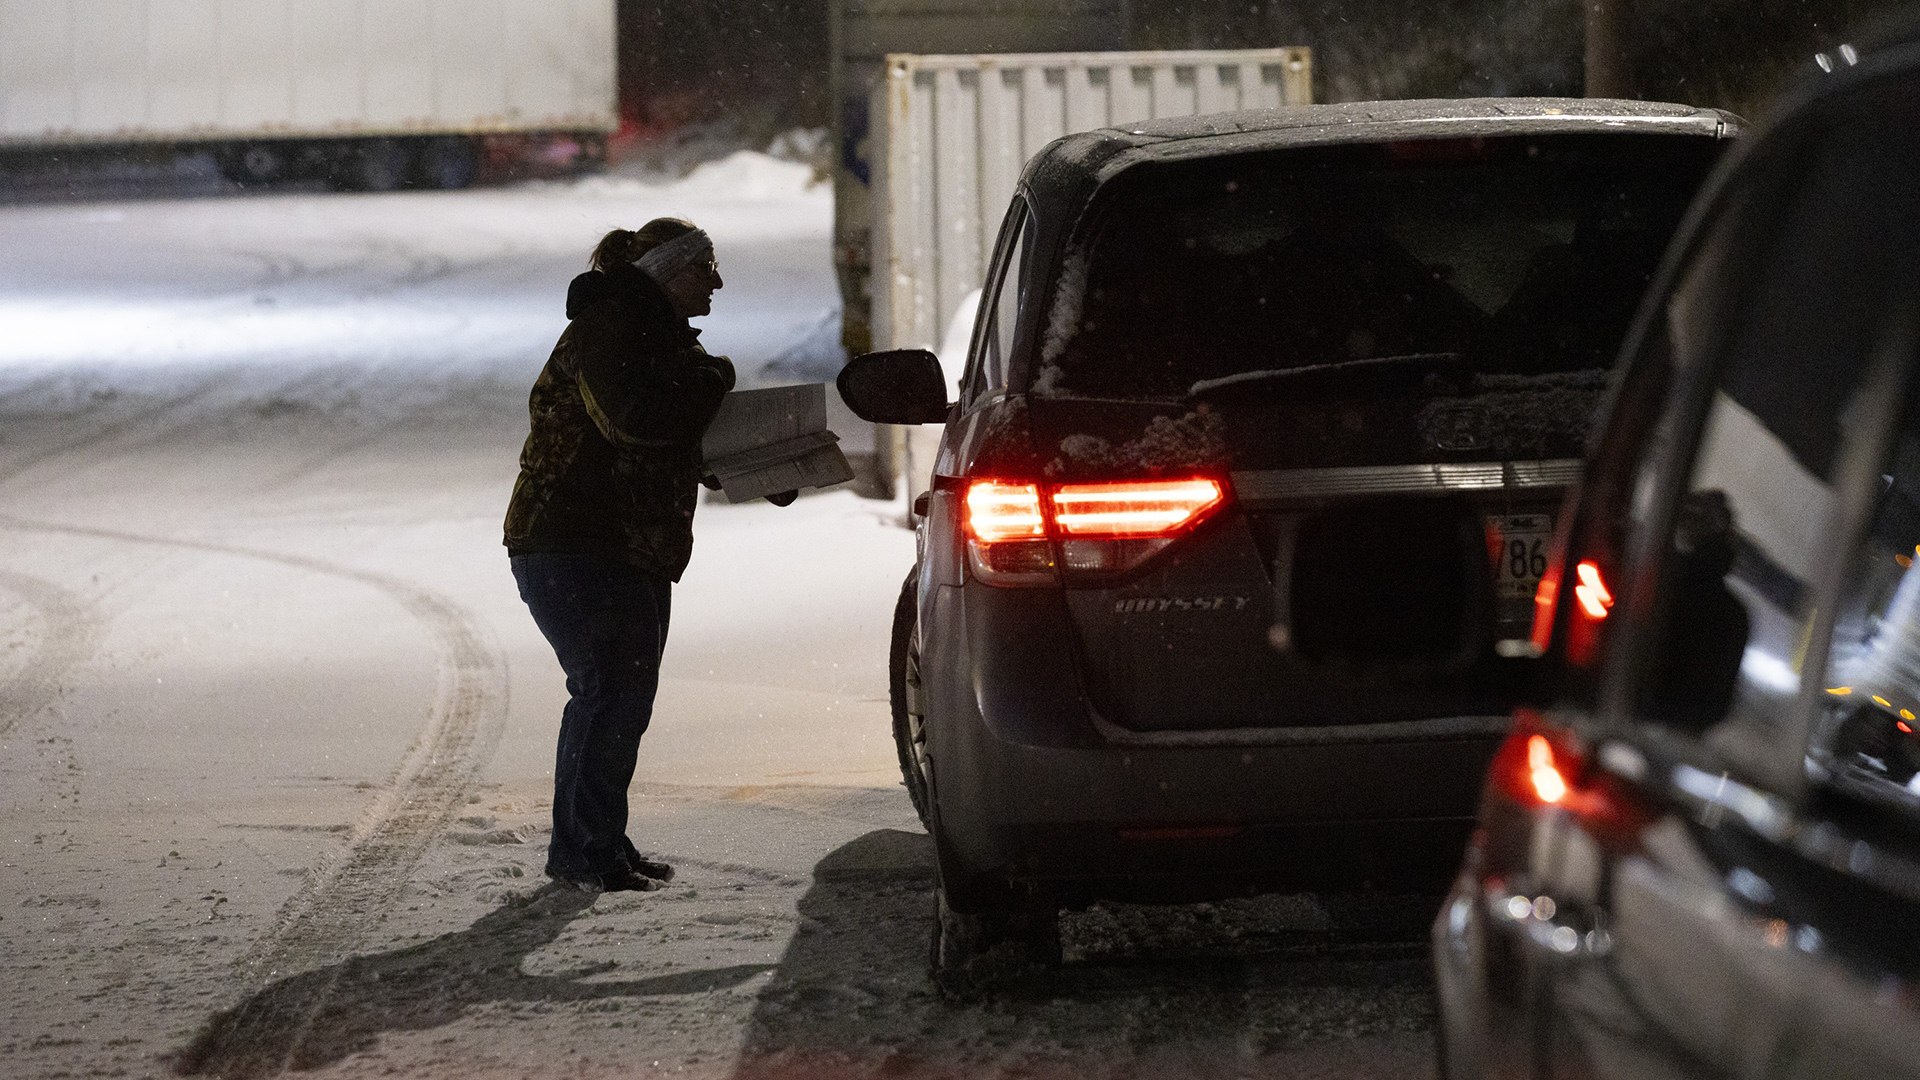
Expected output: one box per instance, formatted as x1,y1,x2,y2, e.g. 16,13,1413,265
872,48,1311,355
0,0,616,143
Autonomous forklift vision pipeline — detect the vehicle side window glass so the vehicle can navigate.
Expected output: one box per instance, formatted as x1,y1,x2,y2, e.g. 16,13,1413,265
1632,82,1920,773
967,201,1031,405
1817,386,1920,821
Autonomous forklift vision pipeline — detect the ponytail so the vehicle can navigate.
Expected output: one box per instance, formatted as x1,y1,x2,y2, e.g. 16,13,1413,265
589,218,700,271
589,229,643,271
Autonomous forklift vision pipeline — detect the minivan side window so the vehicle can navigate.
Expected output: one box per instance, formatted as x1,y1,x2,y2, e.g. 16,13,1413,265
1628,75,1920,789
965,198,1032,406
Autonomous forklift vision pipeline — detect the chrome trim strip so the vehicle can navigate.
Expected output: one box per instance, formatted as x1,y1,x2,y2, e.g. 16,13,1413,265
1506,458,1584,489
1231,458,1581,506
1089,712,1512,747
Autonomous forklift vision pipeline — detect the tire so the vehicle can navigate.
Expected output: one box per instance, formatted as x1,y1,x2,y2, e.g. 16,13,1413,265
333,138,409,192
417,135,480,190
927,872,1061,999
215,143,285,186
889,569,932,826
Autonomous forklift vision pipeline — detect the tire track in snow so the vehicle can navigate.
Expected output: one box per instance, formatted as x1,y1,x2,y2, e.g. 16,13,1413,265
0,515,509,1073
0,568,106,738
0,375,230,486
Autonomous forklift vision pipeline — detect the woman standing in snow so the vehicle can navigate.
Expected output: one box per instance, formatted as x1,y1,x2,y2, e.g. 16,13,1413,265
504,218,730,893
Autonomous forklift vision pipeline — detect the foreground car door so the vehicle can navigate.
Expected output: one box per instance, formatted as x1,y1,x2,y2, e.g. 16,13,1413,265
1443,50,1920,1080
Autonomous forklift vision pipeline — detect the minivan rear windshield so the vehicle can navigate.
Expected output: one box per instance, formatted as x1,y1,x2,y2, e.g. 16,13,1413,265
1030,133,1724,401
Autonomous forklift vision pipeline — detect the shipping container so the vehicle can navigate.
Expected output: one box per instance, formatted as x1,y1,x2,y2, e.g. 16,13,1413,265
871,48,1312,357
864,47,1310,505
0,0,616,189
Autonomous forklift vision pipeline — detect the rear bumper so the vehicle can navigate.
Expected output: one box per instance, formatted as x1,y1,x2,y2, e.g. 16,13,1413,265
950,814,1484,906
924,583,1504,902
931,719,1499,900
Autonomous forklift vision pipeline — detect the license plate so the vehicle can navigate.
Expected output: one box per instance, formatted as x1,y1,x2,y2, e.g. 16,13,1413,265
1486,514,1553,600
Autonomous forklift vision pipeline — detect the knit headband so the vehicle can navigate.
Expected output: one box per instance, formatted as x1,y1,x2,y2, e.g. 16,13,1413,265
633,229,713,285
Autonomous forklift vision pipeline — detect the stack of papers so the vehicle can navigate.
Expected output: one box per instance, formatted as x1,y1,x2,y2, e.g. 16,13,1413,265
700,383,855,504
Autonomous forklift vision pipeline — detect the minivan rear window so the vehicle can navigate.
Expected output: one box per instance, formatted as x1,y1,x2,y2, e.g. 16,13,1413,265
1031,133,1724,401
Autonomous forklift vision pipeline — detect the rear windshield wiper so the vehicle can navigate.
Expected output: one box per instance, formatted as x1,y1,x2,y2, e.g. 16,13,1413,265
1186,353,1466,399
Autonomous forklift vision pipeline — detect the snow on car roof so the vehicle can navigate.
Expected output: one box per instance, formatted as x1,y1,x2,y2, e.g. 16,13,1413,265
1017,98,1740,237
1103,97,1733,144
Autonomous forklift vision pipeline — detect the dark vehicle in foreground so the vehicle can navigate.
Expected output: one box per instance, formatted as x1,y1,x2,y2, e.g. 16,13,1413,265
1434,33,1920,1080
839,98,1736,992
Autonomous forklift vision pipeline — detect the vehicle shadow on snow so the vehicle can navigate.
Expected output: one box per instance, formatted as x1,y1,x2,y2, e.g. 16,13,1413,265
171,882,772,1079
732,828,1439,1080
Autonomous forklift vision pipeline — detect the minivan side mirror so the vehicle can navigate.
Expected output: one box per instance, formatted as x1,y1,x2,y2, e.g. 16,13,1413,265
836,349,951,425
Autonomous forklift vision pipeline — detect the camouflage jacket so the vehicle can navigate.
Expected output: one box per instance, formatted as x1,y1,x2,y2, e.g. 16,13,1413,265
503,264,734,581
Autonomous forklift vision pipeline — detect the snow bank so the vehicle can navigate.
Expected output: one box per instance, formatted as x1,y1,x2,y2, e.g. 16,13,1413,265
679,151,823,200
559,150,822,203
756,307,846,386
0,152,836,390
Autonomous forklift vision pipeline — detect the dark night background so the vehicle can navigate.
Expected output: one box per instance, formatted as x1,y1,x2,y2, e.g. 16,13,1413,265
615,0,1910,148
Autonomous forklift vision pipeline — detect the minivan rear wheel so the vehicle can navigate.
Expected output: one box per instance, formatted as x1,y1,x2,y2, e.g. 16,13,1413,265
889,570,932,825
928,877,1061,998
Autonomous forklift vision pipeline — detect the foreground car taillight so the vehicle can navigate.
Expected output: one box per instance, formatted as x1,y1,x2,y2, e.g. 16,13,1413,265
1490,712,1590,810
1486,708,1650,841
1532,556,1614,664
965,477,1228,585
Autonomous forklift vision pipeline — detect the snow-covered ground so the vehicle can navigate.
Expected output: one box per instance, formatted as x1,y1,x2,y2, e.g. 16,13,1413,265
0,157,1435,1079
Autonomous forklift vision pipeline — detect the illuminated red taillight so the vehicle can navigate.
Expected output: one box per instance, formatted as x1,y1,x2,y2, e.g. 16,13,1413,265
1531,547,1611,661
1528,735,1569,804
1530,564,1561,652
964,481,1044,542
1051,479,1225,537
1573,560,1613,620
963,476,1230,585
1490,709,1649,840
1489,711,1582,810
1491,715,1588,810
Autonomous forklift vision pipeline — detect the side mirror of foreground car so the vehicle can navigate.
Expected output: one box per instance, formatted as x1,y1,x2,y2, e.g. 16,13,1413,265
837,349,951,425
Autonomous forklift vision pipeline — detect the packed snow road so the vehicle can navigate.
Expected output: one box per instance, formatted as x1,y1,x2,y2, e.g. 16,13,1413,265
0,157,1436,1079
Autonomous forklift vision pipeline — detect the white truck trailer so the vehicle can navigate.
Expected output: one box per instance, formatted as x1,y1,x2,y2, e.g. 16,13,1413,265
871,48,1313,360
0,0,616,190
853,46,1312,503
826,2,1312,498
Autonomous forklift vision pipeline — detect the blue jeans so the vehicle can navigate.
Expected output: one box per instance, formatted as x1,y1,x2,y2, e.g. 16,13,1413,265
511,552,671,883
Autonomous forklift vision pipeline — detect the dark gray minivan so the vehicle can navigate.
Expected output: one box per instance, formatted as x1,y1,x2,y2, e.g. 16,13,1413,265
838,98,1737,993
